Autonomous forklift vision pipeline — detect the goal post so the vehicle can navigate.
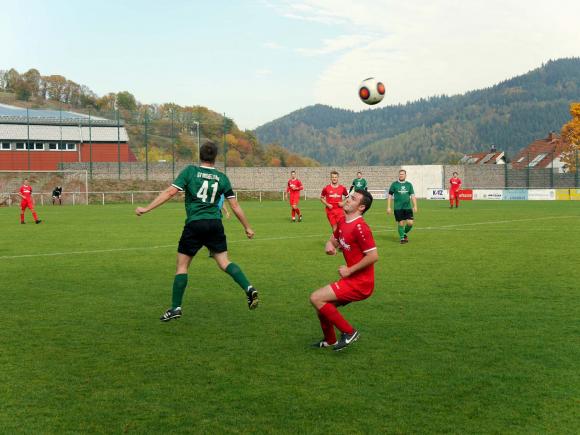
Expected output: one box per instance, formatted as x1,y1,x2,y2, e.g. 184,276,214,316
0,170,89,206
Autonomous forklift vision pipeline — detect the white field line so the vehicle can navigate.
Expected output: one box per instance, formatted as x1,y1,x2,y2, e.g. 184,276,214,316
1,215,577,260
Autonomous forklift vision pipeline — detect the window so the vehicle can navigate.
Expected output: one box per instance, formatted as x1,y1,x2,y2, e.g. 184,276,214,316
528,153,547,167
34,142,44,150
26,142,34,150
66,143,76,151
58,143,67,150
1,142,10,150
15,142,25,150
48,143,57,150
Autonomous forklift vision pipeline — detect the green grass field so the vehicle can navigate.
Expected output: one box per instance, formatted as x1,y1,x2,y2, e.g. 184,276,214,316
1,199,579,433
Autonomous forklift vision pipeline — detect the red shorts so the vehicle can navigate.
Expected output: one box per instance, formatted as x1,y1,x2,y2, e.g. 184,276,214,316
289,193,300,206
325,207,344,226
331,277,374,302
21,199,34,210
450,190,460,199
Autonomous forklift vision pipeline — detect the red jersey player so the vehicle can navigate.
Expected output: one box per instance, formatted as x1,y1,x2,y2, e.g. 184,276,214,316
320,170,349,232
286,170,304,222
310,189,378,351
18,178,42,224
449,172,462,208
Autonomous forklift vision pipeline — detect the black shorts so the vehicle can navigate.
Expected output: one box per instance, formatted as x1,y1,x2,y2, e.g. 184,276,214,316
178,219,227,257
394,209,414,222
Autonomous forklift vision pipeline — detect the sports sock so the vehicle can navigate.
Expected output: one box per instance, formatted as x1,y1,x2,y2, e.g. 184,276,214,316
172,273,188,309
398,225,405,239
225,263,251,293
318,311,337,344
319,303,354,335
296,208,301,216
291,209,295,219
455,198,459,207
404,224,413,234
20,212,24,223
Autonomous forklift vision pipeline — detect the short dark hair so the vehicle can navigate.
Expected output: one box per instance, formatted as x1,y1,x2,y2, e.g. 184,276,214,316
399,169,406,174
355,189,373,214
330,170,339,176
199,141,218,163
453,172,458,176
291,170,296,174
357,171,362,176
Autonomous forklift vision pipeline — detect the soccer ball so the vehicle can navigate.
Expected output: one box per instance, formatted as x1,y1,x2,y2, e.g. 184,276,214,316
358,77,385,105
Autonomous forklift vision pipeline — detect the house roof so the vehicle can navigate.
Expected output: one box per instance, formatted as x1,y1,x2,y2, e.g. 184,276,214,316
0,103,122,127
511,132,567,169
460,151,504,164
0,124,129,142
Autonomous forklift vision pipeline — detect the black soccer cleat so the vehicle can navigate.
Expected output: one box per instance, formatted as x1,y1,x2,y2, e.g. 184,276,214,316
160,307,182,322
404,235,408,242
35,220,42,224
333,329,359,352
21,222,25,224
246,286,259,310
311,339,338,348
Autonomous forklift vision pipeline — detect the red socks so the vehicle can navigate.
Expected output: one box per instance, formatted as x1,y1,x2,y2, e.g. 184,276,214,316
291,209,296,219
295,207,301,216
319,303,354,335
317,311,337,344
32,211,38,221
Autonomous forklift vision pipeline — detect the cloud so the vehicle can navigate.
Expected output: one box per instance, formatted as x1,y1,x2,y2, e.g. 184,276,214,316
255,68,273,77
273,0,580,110
263,41,283,50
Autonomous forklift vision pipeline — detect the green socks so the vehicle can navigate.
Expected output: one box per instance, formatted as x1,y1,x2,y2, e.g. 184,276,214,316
225,263,251,293
404,224,413,234
172,274,188,309
398,225,406,240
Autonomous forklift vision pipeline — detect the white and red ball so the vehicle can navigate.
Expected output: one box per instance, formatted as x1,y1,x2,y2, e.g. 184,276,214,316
358,77,385,105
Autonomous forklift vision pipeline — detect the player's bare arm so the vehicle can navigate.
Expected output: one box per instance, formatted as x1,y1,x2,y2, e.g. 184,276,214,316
227,197,254,239
387,195,393,214
320,196,332,209
411,194,418,213
325,236,339,255
135,186,179,216
338,249,378,278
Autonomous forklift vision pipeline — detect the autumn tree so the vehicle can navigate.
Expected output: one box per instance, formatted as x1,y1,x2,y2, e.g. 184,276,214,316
117,91,137,111
561,103,580,172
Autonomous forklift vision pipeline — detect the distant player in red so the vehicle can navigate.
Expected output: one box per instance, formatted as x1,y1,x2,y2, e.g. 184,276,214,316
19,179,42,224
449,172,462,208
310,189,378,351
287,170,304,222
320,170,349,232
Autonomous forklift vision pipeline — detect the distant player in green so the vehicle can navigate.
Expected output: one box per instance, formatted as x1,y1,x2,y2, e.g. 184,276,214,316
387,169,417,245
349,171,367,193
135,141,259,322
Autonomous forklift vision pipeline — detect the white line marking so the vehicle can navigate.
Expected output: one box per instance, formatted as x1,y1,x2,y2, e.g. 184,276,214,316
0,215,577,260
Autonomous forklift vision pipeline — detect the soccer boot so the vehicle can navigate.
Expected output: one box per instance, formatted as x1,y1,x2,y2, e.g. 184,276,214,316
299,214,303,222
311,339,337,348
160,307,182,322
35,220,42,224
21,222,25,224
403,235,408,243
333,329,359,351
246,286,259,310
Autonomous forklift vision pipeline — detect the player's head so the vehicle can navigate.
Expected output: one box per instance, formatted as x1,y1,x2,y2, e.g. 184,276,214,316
23,178,29,184
398,169,406,181
357,171,362,178
330,170,339,184
453,172,458,177
199,141,218,164
345,189,373,215
290,170,296,179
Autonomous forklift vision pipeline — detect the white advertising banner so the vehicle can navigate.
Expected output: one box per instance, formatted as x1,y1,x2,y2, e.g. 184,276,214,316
427,188,448,200
402,165,443,199
527,189,556,200
473,189,504,200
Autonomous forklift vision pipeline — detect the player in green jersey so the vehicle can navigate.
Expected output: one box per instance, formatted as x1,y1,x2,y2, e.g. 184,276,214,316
349,171,368,193
135,141,258,321
387,169,418,244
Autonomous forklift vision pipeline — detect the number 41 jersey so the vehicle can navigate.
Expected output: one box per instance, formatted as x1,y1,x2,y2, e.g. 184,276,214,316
172,165,235,223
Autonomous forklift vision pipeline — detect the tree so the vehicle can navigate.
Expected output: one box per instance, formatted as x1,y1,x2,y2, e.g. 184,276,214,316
561,103,580,172
117,91,137,111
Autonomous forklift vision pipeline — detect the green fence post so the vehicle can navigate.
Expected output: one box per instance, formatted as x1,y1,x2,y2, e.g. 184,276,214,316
26,108,31,170
144,112,149,181
526,152,530,188
504,152,508,188
576,149,579,188
59,108,63,170
89,110,93,180
117,110,121,180
171,109,175,179
550,150,554,188
223,113,227,174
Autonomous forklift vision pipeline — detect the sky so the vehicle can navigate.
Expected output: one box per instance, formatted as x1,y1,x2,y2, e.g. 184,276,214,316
3,0,580,129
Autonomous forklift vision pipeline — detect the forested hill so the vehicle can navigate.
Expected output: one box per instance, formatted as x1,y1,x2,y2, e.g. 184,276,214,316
254,58,580,165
